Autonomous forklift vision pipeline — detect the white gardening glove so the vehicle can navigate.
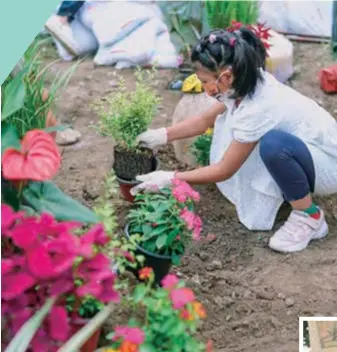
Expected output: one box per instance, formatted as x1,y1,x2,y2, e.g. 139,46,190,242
136,128,168,149
130,171,175,195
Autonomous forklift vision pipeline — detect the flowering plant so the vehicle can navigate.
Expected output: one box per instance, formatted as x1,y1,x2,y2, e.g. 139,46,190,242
1,128,98,224
105,268,212,352
1,204,124,351
191,128,213,166
127,179,203,264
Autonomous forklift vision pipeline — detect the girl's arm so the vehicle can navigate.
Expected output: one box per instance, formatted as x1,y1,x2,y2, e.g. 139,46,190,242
176,140,258,183
166,101,225,142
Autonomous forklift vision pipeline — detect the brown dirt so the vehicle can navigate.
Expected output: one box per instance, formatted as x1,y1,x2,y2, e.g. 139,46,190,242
50,43,337,352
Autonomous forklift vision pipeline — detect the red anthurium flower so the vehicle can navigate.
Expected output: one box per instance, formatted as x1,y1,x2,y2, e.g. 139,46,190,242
2,130,61,181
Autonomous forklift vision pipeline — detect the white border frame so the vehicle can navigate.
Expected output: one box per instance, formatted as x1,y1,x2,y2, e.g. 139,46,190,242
299,317,337,352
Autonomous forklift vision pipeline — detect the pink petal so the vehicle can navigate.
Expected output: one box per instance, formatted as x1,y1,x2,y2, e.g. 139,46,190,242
76,281,102,297
83,224,109,246
2,272,36,300
49,306,70,341
170,288,195,309
1,204,24,232
1,259,14,275
11,224,38,249
26,246,55,279
50,278,74,296
11,309,32,334
31,328,51,352
161,274,179,289
114,326,145,344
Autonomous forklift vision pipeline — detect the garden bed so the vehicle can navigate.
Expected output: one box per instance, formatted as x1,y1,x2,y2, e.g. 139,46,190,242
51,43,337,351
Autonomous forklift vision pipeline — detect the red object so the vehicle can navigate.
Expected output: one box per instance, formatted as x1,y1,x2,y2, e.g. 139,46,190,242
319,64,337,93
118,182,136,203
70,318,101,352
2,130,61,181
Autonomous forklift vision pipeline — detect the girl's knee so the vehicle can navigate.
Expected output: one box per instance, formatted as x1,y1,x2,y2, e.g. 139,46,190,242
259,130,291,162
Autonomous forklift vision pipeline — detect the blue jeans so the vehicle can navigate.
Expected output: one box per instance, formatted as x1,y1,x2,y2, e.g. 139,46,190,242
57,1,85,22
260,130,315,202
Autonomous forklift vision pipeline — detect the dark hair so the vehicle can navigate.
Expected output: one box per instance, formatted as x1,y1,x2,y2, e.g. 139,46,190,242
191,27,267,98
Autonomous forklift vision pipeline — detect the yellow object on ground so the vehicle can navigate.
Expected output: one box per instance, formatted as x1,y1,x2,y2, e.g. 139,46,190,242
182,74,203,93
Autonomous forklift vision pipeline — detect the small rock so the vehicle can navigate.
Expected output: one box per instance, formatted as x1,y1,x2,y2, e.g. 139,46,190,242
158,105,165,110
231,291,238,299
277,293,286,300
243,290,252,299
270,316,281,328
256,290,275,301
225,315,232,321
108,80,118,87
251,278,261,286
285,297,295,307
69,164,76,170
198,251,209,261
232,320,249,330
79,81,85,87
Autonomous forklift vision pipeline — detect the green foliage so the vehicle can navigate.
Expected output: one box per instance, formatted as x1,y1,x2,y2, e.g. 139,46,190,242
107,276,208,352
2,39,78,138
66,295,104,319
22,181,99,224
206,0,258,29
127,187,199,259
1,124,21,156
95,68,161,151
303,320,310,347
190,131,213,167
93,171,144,273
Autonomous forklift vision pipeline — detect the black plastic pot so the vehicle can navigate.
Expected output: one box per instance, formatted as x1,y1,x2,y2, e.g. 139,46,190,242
113,147,156,181
124,223,172,286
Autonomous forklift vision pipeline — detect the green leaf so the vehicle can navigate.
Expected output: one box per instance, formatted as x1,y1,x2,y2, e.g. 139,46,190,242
167,229,180,245
133,284,147,303
172,254,181,266
1,71,26,121
5,297,56,352
156,235,168,249
1,124,21,155
43,124,70,133
1,179,20,211
22,181,99,223
142,224,153,236
140,343,156,352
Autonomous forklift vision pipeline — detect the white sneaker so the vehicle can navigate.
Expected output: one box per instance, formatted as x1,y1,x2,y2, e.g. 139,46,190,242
269,209,328,253
44,15,79,57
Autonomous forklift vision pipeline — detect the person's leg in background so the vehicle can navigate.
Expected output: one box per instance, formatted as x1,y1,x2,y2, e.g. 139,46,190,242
45,1,85,56
259,129,329,253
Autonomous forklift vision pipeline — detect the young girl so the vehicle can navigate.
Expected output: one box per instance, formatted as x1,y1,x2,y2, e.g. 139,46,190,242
132,27,337,253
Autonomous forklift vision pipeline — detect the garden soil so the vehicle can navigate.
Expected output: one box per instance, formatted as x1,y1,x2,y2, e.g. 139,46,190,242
50,43,337,352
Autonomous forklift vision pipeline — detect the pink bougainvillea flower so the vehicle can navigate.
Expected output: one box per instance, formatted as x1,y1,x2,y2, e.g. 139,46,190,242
1,259,15,275
2,271,36,300
26,244,76,280
97,276,120,303
113,326,145,345
79,224,109,257
48,306,70,341
31,328,52,352
161,274,179,289
76,280,102,297
2,129,61,181
49,276,74,296
170,287,195,309
10,309,33,334
1,204,24,232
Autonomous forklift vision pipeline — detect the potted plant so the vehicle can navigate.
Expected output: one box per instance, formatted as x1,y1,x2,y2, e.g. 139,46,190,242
66,296,104,352
125,179,203,284
104,269,213,352
190,128,213,167
95,68,162,202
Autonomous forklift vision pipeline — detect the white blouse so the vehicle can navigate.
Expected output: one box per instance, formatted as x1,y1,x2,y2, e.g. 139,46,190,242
210,71,337,230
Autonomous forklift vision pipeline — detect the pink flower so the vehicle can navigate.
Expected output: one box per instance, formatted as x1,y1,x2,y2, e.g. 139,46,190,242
180,208,195,230
2,271,36,300
170,287,195,309
113,326,145,345
172,179,200,203
161,274,179,289
48,306,70,341
1,204,24,232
